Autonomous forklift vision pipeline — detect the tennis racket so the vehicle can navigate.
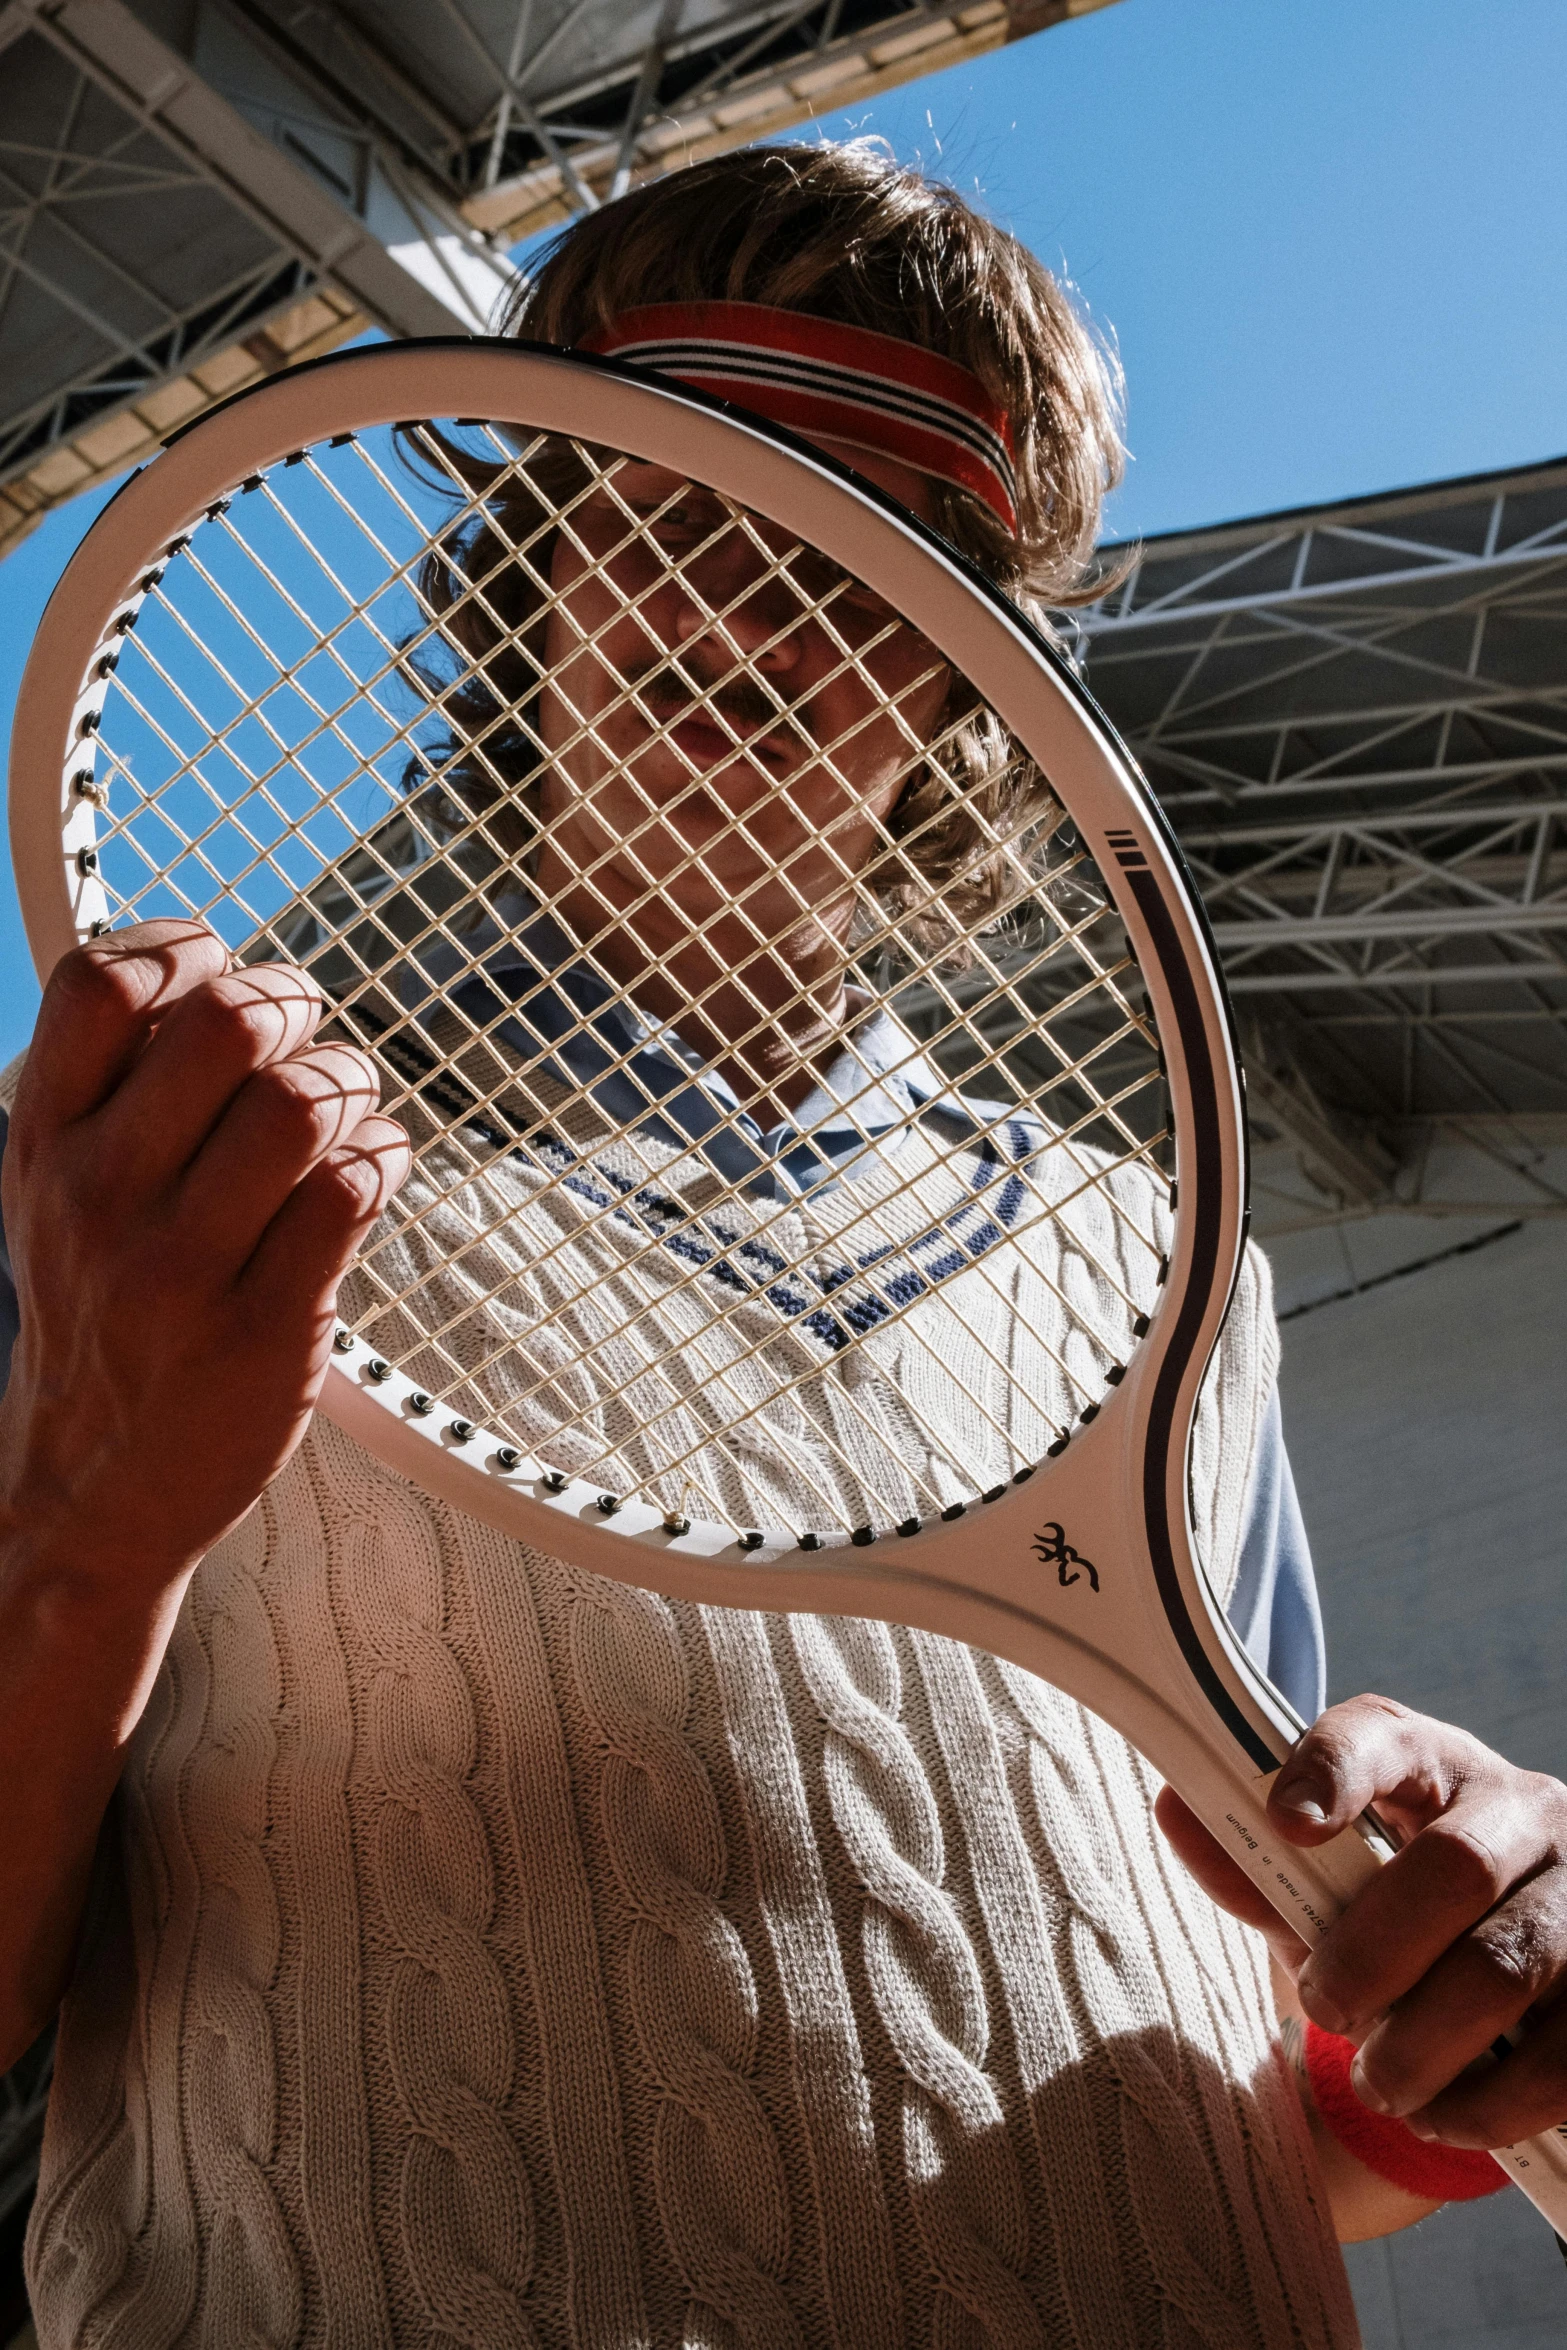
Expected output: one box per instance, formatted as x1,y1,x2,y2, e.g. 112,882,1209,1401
12,338,1567,2229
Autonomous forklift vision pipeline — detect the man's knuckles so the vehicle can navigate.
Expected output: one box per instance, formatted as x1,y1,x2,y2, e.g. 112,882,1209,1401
1283,1695,1411,1799
153,965,324,1079
1407,1817,1515,1914
48,925,229,1028
226,1049,378,1164
1462,1887,1567,2012
1354,1896,1567,2121
302,1143,396,1231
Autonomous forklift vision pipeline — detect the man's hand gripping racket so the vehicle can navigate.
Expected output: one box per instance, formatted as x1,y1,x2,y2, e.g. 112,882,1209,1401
11,340,1567,2231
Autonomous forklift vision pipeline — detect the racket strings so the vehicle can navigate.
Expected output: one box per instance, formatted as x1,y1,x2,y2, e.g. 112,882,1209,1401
346,1114,1122,1535
100,430,1148,1192
90,437,577,928
345,1027,1156,1489
321,481,1165,1212
324,767,1161,1399
354,898,1163,1391
362,1022,1135,1442
343,916,1143,1433
331,798,1165,1504
78,417,1171,1539
113,434,1165,1381
110,448,1160,1269
120,449,927,1021
243,473,1164,1339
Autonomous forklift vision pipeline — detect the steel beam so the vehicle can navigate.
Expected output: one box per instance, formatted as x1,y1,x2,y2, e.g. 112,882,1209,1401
1081,455,1567,1208
23,0,503,337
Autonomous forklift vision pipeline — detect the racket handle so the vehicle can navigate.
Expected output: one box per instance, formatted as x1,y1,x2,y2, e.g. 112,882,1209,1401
1184,1767,1567,2235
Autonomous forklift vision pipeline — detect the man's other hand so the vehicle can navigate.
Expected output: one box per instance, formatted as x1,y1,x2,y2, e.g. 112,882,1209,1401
1156,1696,1567,2152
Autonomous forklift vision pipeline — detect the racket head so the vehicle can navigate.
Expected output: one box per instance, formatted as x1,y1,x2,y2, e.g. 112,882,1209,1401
9,337,1284,1777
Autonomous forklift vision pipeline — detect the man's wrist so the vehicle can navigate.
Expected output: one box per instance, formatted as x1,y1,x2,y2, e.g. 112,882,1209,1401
0,1489,202,1622
1274,1968,1448,2242
1301,2022,1509,2208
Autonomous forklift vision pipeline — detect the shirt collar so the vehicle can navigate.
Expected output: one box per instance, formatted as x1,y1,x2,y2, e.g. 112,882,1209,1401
398,873,953,1196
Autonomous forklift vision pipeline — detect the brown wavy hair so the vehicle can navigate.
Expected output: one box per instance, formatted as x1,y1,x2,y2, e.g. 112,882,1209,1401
409,141,1126,953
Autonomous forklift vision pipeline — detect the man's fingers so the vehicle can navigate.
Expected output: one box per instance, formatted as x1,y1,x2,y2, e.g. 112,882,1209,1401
1269,1693,1449,1842
1350,1870,1567,2121
92,962,327,1198
178,1044,384,1267
1295,1786,1549,2036
1153,1787,1310,1973
13,922,231,1139
1405,2001,1567,2151
238,1114,410,1309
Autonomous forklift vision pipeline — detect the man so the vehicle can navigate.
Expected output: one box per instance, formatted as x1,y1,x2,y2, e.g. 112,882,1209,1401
1,142,1564,2346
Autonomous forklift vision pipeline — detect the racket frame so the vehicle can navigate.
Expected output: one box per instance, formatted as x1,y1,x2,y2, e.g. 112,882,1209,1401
12,340,1567,2222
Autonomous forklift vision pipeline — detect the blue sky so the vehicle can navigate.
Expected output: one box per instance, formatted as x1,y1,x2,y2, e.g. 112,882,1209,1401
804,0,1567,541
3,0,1565,1059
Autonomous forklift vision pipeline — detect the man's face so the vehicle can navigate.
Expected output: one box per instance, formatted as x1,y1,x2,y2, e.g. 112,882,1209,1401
534,448,951,956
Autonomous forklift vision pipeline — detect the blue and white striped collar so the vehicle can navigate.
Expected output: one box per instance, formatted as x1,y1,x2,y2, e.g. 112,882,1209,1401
401,880,1027,1201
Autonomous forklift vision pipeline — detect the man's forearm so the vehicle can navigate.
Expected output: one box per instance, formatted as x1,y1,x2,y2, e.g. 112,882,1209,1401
0,1521,195,2070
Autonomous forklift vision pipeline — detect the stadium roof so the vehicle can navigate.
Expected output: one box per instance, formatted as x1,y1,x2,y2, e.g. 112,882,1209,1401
1078,455,1567,1229
0,0,1119,556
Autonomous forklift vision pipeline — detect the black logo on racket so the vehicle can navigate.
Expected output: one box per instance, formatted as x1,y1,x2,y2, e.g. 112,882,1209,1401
1033,1522,1100,1593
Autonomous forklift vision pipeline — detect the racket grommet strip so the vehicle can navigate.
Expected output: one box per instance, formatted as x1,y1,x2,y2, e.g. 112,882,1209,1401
982,1485,1007,1504
76,848,98,875
1105,1364,1126,1386
541,1469,568,1493
495,1447,521,1472
447,1419,475,1444
850,1526,874,1547
366,1359,392,1383
738,1531,765,1552
407,1392,434,1417
1013,1464,1037,1483
896,1517,921,1538
1132,1314,1151,1337
595,1494,621,1515
331,1328,355,1354
798,1532,823,1551
1079,1402,1100,1424
940,1504,965,1522
663,1514,692,1538
1046,1437,1070,1458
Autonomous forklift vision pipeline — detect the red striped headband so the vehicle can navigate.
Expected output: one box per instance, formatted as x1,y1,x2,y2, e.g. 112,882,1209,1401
580,300,1019,535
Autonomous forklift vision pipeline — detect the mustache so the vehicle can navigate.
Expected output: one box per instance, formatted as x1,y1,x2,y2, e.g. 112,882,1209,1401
621,653,817,748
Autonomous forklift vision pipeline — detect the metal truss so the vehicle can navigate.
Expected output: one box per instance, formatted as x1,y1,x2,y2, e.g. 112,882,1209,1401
455,0,1083,237
0,0,1118,557
1077,458,1567,1221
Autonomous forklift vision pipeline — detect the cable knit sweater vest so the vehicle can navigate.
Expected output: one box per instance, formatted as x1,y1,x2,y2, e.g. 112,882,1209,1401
3,1057,1357,2348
